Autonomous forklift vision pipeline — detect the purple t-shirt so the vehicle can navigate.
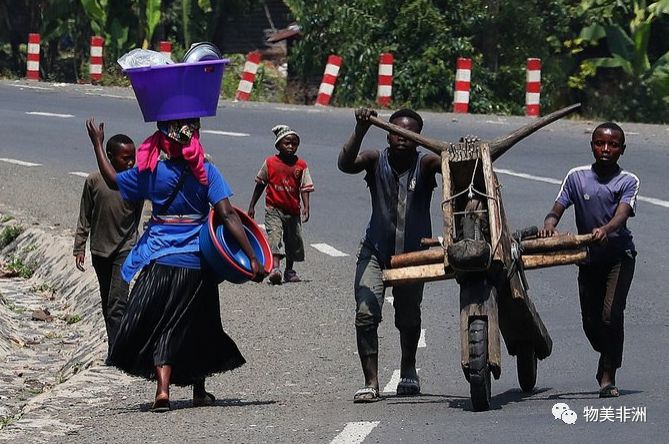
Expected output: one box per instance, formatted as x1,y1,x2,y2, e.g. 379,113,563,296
555,164,639,257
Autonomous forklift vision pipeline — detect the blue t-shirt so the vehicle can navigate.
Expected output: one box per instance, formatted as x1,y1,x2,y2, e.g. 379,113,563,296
116,160,232,281
555,164,639,259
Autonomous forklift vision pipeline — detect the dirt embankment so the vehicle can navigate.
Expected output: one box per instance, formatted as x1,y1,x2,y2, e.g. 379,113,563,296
0,213,106,425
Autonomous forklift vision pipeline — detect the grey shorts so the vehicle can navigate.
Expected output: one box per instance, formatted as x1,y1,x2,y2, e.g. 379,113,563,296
354,240,424,329
265,206,305,262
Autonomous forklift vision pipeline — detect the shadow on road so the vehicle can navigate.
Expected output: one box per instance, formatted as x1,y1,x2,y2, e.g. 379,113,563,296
386,388,554,412
120,398,277,413
544,388,643,401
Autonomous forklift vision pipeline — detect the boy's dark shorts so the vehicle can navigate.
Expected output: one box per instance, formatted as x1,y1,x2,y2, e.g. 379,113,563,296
265,206,304,262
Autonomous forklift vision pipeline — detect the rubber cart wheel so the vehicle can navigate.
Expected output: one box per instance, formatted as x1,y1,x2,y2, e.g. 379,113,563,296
516,343,537,392
468,318,491,411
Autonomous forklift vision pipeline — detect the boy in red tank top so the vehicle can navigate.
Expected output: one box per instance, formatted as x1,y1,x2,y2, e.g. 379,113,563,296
248,125,314,284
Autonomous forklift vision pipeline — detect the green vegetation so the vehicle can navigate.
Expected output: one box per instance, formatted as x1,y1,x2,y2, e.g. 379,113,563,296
3,300,27,314
0,225,24,249
66,314,82,325
0,414,20,430
2,1,669,121
5,255,37,279
30,283,56,293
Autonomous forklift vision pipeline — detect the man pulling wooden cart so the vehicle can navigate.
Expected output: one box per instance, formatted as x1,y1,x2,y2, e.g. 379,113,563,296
371,104,595,411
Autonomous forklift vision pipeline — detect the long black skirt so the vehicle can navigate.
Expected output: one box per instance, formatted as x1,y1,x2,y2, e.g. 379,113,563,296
109,262,245,386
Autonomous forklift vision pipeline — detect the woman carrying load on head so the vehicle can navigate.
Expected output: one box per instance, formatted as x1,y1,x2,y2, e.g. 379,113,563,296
86,117,265,412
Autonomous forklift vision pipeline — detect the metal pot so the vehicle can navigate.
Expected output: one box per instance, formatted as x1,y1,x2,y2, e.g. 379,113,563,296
182,42,222,63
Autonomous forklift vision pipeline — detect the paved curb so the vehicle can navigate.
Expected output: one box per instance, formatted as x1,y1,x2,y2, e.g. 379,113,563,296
0,365,134,442
1,215,108,437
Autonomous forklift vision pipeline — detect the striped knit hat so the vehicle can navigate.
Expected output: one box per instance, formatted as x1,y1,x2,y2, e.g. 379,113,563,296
272,124,300,147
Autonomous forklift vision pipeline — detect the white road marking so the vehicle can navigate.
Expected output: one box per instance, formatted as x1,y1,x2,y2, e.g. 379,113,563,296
311,243,349,257
382,369,401,394
495,167,669,208
8,83,52,90
0,158,41,167
330,421,380,444
638,196,669,208
25,111,74,118
418,329,427,348
69,172,89,178
201,129,250,137
494,168,561,185
84,92,131,99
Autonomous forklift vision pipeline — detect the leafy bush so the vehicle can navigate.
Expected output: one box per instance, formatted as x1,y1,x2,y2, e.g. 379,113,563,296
0,225,24,249
5,256,37,279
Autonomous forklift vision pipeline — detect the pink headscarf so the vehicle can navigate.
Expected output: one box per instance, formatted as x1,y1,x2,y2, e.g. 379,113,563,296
136,130,208,185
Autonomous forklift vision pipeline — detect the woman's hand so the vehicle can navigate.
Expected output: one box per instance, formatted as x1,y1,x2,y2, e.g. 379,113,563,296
249,257,266,282
86,118,104,149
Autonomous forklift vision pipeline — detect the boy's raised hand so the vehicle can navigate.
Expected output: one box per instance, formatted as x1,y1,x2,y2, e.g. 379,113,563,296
355,108,377,131
86,118,105,148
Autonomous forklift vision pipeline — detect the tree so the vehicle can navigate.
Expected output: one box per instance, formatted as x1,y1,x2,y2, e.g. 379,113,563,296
574,0,669,121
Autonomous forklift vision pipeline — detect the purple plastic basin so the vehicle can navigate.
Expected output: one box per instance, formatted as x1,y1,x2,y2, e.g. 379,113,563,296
125,59,228,122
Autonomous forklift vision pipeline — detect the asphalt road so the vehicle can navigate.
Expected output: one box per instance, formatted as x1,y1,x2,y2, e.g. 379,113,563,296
1,79,668,443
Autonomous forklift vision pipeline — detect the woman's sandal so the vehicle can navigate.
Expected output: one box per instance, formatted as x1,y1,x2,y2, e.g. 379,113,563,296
151,397,171,413
353,386,381,403
193,391,216,407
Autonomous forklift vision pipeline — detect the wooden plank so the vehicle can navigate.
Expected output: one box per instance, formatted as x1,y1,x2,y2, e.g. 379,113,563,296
385,249,588,285
420,237,441,247
459,282,501,378
382,263,454,286
479,143,503,262
521,233,594,253
441,151,453,250
390,248,444,268
523,250,587,269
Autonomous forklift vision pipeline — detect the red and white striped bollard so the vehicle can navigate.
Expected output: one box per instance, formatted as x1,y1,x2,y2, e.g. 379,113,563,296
26,33,40,80
525,58,541,117
315,55,343,106
159,41,172,61
90,36,104,83
235,51,262,101
453,57,472,113
377,53,393,107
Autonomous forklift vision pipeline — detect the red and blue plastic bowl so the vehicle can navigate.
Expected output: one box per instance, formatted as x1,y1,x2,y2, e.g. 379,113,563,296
199,207,273,283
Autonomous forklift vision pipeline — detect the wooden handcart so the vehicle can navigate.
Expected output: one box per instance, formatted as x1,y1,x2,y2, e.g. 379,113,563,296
369,104,593,411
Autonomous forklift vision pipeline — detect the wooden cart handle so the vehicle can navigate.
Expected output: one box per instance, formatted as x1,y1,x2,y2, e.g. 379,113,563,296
368,115,449,155
367,103,581,162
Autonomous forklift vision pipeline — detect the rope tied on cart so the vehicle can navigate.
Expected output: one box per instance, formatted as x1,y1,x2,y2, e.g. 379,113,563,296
441,156,498,212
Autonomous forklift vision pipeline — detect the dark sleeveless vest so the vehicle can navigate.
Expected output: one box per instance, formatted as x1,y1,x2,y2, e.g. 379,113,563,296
364,148,435,267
